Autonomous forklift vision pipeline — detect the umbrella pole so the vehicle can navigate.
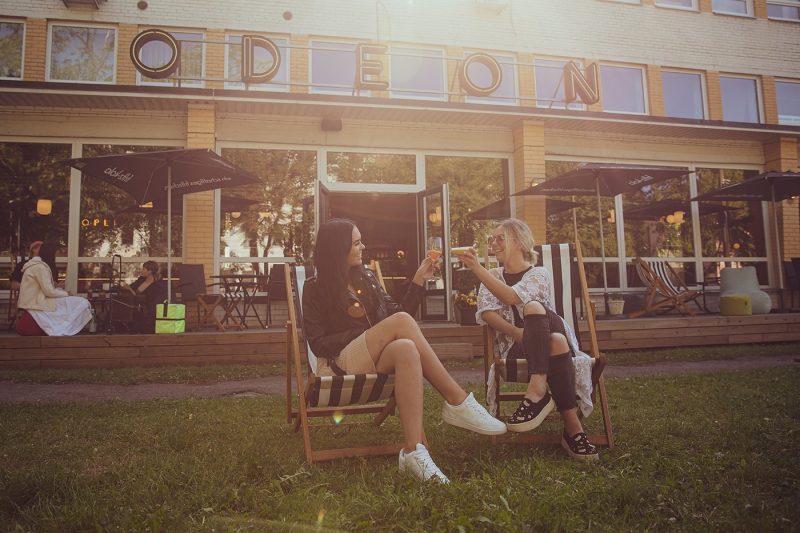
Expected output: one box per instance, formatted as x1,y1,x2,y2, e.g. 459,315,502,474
771,185,785,310
167,165,172,306
571,195,579,245
596,180,609,314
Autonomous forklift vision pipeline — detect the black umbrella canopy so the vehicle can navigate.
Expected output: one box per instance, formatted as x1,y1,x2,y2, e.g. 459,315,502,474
118,196,260,216
690,171,800,202
465,198,582,221
624,199,740,221
513,163,692,197
64,148,262,204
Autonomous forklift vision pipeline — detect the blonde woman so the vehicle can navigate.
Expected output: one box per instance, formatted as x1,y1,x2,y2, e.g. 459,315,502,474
459,218,598,460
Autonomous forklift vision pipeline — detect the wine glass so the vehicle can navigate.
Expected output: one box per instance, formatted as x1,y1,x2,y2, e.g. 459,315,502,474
426,236,443,281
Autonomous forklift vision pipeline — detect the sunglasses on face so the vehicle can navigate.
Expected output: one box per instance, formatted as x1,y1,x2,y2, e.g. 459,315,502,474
487,234,506,246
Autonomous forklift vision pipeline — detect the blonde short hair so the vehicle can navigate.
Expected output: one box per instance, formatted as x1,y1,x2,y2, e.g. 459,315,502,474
497,218,538,263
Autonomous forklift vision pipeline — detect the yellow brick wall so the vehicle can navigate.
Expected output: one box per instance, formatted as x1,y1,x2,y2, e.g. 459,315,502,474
116,24,138,86
23,19,46,81
183,103,217,283
512,121,546,243
753,0,768,19
290,34,309,94
517,52,536,108
646,64,664,116
447,46,465,104
699,0,712,13
204,29,226,90
706,71,723,121
764,138,800,260
762,75,778,124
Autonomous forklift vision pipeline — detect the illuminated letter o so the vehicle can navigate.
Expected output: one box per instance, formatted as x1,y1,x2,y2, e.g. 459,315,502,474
460,53,502,98
130,29,180,79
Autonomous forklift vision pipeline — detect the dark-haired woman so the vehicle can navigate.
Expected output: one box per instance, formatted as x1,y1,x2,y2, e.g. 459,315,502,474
123,260,167,333
303,219,506,484
16,242,92,336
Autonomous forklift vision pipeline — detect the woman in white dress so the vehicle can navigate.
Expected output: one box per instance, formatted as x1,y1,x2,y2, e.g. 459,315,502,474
16,242,92,336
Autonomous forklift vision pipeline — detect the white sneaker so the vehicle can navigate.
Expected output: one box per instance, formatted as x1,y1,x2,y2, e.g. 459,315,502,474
441,392,507,435
399,443,450,483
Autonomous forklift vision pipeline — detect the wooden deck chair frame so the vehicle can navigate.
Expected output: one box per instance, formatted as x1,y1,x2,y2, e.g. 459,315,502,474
285,264,407,463
483,241,614,448
628,257,703,318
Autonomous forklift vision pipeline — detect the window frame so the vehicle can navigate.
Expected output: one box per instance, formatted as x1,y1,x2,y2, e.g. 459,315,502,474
463,51,518,106
136,28,206,88
711,0,754,16
388,45,447,102
599,62,649,115
661,68,708,120
46,21,118,85
309,39,363,96
719,74,764,123
0,18,25,80
223,33,290,92
534,57,588,111
767,0,800,21
655,0,699,11
775,78,800,125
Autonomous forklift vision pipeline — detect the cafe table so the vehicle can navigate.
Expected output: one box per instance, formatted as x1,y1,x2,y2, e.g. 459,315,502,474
210,273,269,329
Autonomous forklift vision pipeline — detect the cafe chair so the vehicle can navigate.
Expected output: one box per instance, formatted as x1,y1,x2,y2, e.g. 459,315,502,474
178,264,226,331
285,264,404,463
629,257,704,318
483,242,614,448
266,263,288,326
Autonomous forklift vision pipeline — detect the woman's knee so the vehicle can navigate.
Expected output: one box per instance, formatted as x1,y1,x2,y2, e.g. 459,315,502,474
523,301,546,316
384,338,419,360
549,332,569,355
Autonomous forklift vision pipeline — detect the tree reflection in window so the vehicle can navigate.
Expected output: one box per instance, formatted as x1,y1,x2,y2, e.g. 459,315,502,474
0,142,71,257
79,144,181,258
219,148,317,271
49,25,115,82
0,21,24,79
327,152,415,184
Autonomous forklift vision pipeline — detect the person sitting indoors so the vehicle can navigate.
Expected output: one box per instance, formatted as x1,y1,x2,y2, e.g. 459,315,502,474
16,242,92,336
461,218,599,461
9,240,43,291
121,260,167,334
302,219,506,484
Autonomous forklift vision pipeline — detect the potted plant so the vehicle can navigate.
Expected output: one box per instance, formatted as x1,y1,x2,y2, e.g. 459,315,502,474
607,293,625,316
455,289,478,325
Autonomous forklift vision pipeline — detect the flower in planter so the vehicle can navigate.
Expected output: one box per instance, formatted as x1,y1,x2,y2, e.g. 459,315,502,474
455,289,478,308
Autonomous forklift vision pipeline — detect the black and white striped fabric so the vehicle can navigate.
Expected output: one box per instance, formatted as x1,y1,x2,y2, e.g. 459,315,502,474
499,243,582,383
646,260,680,295
291,266,395,408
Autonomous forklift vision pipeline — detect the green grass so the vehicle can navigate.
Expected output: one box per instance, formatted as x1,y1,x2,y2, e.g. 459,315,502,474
606,341,800,366
1,368,798,531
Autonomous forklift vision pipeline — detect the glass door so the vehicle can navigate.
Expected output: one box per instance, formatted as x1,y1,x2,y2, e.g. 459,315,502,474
417,184,451,321
315,179,330,230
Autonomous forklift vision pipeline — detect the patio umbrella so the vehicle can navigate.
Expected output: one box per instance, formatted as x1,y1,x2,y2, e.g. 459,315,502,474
64,149,262,302
690,170,800,296
513,163,691,311
118,195,259,215
465,197,583,242
623,199,740,221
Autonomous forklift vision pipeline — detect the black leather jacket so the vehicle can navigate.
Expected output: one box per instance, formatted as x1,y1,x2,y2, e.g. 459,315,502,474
302,266,425,362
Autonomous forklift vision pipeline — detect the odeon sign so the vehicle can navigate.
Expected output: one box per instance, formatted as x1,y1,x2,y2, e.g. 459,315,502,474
130,29,600,104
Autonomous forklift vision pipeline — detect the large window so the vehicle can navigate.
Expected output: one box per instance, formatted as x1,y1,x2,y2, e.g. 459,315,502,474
137,30,203,87
464,53,517,106
310,41,357,95
327,152,416,185
768,0,800,20
219,148,317,271
0,20,24,79
47,24,116,83
776,81,800,125
712,0,752,15
78,144,181,261
534,59,586,110
656,0,697,9
720,75,760,123
389,47,445,100
600,64,647,114
0,142,71,259
225,35,288,91
662,71,705,119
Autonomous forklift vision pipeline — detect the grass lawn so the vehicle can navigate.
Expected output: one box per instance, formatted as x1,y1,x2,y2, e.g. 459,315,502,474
0,342,798,386
1,367,798,531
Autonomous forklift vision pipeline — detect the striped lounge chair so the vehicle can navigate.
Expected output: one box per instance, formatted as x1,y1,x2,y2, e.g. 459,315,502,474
629,257,704,318
483,242,614,448
285,265,404,463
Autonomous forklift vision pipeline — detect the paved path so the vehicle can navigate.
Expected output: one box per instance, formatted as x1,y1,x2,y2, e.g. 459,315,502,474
0,354,796,404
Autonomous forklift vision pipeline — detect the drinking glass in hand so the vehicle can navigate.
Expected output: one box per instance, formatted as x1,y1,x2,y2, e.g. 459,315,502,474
427,236,443,279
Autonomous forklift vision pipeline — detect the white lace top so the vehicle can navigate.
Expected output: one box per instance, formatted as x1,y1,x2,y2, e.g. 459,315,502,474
476,266,594,417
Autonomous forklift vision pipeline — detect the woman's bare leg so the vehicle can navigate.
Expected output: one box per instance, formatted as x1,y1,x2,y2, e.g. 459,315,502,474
364,312,466,406
372,338,425,452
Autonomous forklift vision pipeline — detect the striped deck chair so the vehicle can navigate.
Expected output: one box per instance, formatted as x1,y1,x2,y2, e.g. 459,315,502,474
284,265,403,463
483,242,614,448
629,257,703,318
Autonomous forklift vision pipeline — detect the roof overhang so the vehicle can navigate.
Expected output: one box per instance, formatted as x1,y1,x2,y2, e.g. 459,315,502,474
2,81,799,143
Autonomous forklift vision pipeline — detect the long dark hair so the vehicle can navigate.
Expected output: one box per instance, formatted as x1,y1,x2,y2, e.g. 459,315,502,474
313,218,357,302
142,260,161,280
38,242,59,283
